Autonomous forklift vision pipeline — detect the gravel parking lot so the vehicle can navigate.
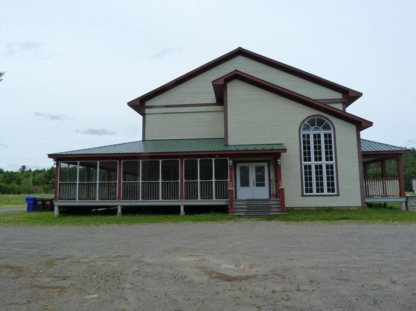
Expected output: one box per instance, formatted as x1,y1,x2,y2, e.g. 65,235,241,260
1,222,415,311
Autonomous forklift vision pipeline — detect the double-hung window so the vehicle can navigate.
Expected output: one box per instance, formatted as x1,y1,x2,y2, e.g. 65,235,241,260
300,117,337,195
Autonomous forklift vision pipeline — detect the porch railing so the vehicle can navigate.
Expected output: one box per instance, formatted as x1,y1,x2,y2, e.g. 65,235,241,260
364,178,400,197
184,181,198,199
142,182,159,200
78,183,97,200
161,181,179,200
215,181,229,199
122,182,140,200
58,183,76,200
99,182,117,200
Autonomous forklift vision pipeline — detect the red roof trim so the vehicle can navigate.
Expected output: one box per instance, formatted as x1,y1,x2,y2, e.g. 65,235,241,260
212,70,372,130
128,47,363,114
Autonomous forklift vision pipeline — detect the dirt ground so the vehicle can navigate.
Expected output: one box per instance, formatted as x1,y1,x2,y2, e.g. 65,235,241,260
0,222,415,311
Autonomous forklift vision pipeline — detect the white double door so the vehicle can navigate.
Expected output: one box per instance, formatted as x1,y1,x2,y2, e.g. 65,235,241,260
236,162,269,199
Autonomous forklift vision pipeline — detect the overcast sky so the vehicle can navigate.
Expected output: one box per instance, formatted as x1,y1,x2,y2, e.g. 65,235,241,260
1,0,415,171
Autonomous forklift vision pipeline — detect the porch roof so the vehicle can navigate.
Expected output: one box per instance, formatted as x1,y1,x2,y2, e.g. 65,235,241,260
361,139,408,153
48,138,286,158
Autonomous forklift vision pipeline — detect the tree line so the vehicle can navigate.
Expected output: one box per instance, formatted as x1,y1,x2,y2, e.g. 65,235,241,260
0,165,55,194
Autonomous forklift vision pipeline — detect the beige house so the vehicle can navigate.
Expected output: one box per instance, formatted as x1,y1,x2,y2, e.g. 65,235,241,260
49,48,409,215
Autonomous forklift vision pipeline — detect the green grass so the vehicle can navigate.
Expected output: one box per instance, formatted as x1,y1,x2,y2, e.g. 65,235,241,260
0,194,53,205
0,205,415,226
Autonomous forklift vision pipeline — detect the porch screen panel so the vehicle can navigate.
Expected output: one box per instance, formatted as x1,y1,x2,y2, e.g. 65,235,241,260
300,117,337,195
184,160,198,199
199,159,213,199
122,161,140,200
161,160,179,200
142,161,160,200
98,161,117,200
215,159,229,199
78,162,97,200
58,162,77,200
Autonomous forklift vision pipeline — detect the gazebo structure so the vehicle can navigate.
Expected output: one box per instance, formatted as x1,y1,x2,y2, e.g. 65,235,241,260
361,139,409,205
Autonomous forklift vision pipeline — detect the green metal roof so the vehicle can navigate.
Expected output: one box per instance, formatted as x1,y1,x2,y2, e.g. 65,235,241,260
49,138,286,156
361,139,407,152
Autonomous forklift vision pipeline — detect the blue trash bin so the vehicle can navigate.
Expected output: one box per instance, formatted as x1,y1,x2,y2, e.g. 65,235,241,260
26,196,38,212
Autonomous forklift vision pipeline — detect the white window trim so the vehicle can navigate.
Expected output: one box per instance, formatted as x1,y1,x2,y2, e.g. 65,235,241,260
301,118,337,196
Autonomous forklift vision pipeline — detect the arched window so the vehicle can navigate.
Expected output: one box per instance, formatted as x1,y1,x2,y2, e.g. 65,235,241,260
300,116,337,195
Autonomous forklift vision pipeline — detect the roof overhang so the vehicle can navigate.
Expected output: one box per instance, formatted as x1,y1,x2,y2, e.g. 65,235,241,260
48,149,287,160
128,47,363,114
212,70,372,131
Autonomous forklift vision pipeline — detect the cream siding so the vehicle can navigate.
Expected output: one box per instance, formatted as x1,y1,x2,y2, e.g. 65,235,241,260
227,80,361,207
146,56,342,106
327,103,343,110
145,109,224,140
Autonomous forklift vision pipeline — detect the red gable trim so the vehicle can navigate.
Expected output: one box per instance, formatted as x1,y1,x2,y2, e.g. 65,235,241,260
128,47,362,114
212,70,372,131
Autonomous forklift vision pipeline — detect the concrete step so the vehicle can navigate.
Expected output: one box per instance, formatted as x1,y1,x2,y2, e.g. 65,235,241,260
234,200,280,205
234,212,284,216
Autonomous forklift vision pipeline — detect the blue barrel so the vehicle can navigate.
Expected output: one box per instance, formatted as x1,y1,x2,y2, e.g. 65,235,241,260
26,196,38,212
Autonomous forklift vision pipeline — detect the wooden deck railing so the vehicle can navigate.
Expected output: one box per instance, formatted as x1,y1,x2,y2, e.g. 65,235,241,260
364,178,400,197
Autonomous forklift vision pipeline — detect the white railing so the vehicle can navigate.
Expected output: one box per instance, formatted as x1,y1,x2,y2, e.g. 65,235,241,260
162,181,179,200
99,182,117,200
200,181,213,199
185,181,198,199
215,181,228,199
122,182,140,200
142,182,159,200
78,183,97,200
365,178,400,197
58,183,76,200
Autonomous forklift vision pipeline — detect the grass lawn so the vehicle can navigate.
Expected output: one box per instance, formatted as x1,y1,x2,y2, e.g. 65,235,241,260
0,205,415,226
0,194,53,205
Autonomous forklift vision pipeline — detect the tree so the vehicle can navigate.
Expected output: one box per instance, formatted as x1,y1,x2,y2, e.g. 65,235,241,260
19,165,27,173
0,72,4,82
20,178,32,194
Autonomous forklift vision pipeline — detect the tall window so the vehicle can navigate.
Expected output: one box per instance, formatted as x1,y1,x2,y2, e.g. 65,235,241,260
301,117,337,195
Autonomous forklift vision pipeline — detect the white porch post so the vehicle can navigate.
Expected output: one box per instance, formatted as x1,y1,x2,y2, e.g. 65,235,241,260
54,205,59,217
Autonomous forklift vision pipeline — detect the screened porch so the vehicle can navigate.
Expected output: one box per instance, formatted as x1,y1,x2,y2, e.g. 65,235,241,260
57,158,229,202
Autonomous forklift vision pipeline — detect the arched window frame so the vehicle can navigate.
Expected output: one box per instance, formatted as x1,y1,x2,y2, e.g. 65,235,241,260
300,116,338,195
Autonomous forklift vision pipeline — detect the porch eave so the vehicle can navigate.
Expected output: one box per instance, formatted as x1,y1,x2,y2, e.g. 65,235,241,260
48,149,287,160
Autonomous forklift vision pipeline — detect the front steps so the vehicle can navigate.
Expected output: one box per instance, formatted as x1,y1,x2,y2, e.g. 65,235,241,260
232,199,283,216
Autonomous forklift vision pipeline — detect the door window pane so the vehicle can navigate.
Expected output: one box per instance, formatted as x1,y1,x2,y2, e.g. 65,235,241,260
255,165,265,187
239,166,250,187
